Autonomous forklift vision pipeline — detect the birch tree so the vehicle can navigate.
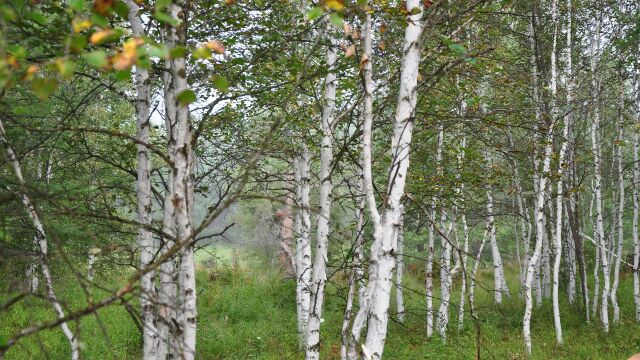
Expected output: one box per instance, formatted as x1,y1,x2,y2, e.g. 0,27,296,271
349,2,424,357
305,23,337,359
0,119,80,359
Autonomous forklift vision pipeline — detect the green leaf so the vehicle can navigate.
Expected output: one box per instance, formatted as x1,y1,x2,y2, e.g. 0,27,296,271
28,11,47,25
0,334,7,348
69,35,88,52
91,13,109,27
306,7,324,21
156,0,171,10
448,43,465,57
115,70,131,82
329,13,343,28
55,59,75,79
170,46,188,59
149,44,170,59
82,50,108,67
8,45,26,60
193,47,212,59
112,1,129,18
155,11,179,26
31,78,58,100
211,75,229,93
177,89,197,106
69,0,84,11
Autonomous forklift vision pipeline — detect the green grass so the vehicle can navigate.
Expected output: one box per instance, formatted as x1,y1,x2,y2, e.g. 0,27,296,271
2,256,640,359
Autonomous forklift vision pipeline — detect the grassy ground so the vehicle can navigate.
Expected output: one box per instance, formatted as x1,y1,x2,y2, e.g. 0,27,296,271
2,249,640,359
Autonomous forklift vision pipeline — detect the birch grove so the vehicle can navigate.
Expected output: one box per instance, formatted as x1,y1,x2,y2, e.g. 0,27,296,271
4,0,640,359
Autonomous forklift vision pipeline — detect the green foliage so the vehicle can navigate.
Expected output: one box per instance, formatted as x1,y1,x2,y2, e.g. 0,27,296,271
3,262,640,359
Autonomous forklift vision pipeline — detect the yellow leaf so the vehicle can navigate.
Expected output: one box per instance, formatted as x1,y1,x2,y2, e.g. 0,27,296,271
344,44,355,58
325,0,344,11
72,18,92,33
25,65,40,79
123,38,144,57
112,38,143,70
90,29,114,44
205,40,225,54
359,54,368,69
343,22,351,37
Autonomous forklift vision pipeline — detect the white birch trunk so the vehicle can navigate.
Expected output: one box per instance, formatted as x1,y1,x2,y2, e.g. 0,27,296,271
158,61,179,359
426,123,444,338
349,3,423,357
166,2,197,356
125,1,158,356
634,67,640,322
295,147,312,346
485,154,509,303
436,124,453,338
611,75,625,324
456,133,468,331
589,14,610,332
341,180,365,360
523,11,554,355
347,14,375,359
0,120,79,360
396,207,405,323
550,0,564,344
305,28,337,359
87,253,96,281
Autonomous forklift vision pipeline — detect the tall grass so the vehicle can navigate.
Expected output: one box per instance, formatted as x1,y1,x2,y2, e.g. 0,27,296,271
2,256,639,359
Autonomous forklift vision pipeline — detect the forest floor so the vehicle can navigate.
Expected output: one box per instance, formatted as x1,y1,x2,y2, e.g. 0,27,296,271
2,248,640,359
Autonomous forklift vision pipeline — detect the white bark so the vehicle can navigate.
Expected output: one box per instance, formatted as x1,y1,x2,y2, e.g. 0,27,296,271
564,3,577,305
589,186,600,317
349,3,423,357
485,153,509,303
456,133,468,331
523,11,553,355
341,180,365,360
550,0,563,344
125,1,158,356
634,67,640,322
0,119,79,360
158,60,179,359
347,13,375,359
166,2,197,356
611,75,625,324
436,124,453,338
295,147,312,347
396,207,405,323
87,253,96,281
305,27,337,359
589,14,609,332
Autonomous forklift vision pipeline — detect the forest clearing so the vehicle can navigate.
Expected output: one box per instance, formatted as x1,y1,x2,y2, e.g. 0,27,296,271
1,0,640,359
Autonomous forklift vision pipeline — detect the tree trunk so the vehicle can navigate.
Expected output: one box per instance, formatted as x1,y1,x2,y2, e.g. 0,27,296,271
349,3,424,357
0,119,80,360
305,25,337,359
295,147,312,347
633,67,640,321
589,13,609,332
485,152,509,303
523,11,553,355
550,0,563,344
396,207,405,323
125,1,158,356
611,70,625,324
158,58,179,359
166,2,197,356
